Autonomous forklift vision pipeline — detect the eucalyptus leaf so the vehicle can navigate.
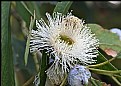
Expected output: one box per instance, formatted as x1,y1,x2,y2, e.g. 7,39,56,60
2,2,15,86
16,1,32,27
87,24,121,84
53,1,73,14
25,1,41,19
88,24,121,59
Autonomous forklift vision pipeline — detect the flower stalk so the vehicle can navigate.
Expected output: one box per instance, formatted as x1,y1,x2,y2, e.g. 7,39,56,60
87,57,115,68
39,50,49,86
89,68,121,75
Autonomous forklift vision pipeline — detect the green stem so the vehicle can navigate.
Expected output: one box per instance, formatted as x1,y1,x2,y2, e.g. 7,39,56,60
33,52,39,72
87,57,115,68
90,77,99,86
111,76,121,86
39,50,48,86
114,75,121,78
89,66,121,86
89,68,121,75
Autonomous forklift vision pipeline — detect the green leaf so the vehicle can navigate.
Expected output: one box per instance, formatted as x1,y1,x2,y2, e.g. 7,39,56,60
2,2,15,86
25,1,41,19
87,24,121,84
16,1,33,27
53,1,73,14
21,1,33,16
88,24,121,59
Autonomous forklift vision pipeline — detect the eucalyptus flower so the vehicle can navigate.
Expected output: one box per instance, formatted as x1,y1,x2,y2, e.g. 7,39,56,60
30,12,99,85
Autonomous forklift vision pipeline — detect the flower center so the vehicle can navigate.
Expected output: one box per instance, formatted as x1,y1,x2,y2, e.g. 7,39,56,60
59,34,74,45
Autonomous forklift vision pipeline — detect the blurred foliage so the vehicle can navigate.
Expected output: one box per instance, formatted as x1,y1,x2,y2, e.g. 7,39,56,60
70,1,121,29
2,1,121,86
2,2,15,86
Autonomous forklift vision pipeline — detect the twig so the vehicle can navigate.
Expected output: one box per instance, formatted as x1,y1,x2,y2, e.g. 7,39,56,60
22,76,35,86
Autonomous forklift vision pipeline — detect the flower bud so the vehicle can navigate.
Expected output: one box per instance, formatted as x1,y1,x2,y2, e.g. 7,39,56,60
68,65,91,86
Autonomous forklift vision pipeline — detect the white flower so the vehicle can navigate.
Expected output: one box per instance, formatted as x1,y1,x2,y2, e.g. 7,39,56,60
30,12,99,85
